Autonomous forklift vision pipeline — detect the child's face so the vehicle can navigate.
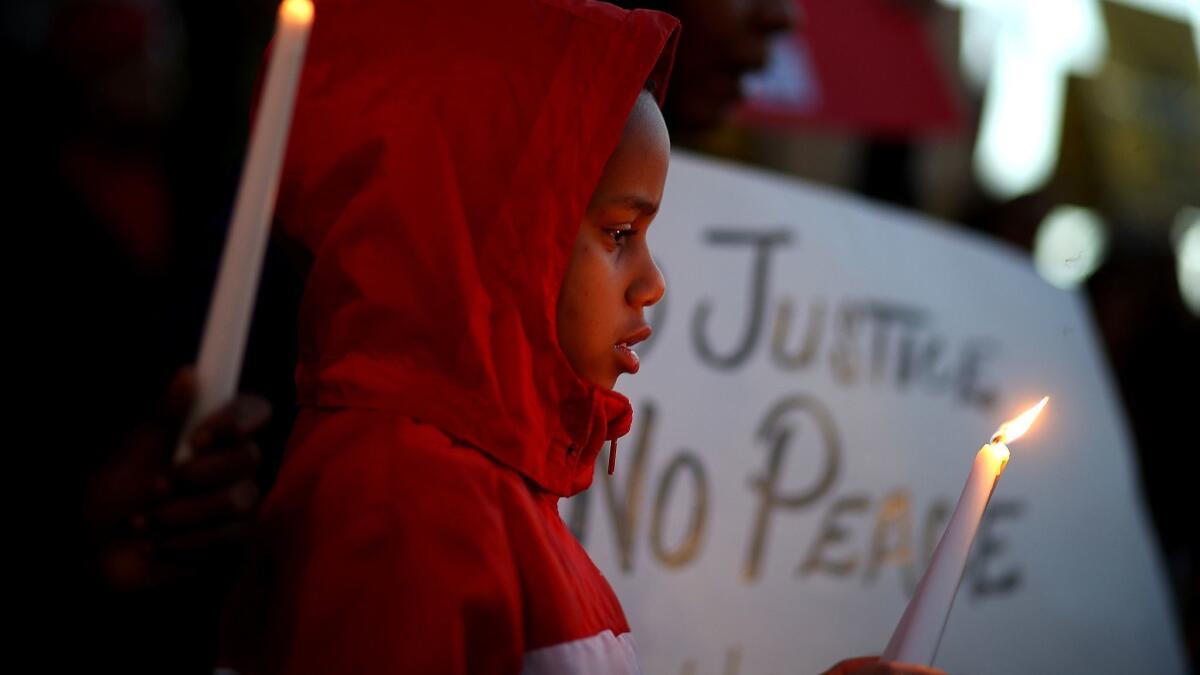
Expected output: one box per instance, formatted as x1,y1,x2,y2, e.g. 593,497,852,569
557,91,670,390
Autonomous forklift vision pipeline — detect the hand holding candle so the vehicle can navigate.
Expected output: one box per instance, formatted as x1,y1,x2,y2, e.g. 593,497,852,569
881,396,1049,666
174,0,314,463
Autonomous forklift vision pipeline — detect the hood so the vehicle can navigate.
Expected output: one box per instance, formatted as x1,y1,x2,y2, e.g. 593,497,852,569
274,0,679,497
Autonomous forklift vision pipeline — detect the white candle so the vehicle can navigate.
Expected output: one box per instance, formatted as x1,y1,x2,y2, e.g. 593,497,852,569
882,396,1048,665
174,0,314,463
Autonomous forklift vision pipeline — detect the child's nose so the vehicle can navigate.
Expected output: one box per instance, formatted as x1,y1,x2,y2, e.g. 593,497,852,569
628,253,666,309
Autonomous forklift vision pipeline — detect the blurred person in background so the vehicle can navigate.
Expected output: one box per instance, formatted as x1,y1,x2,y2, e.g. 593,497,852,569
11,0,299,671
611,0,944,212
611,0,797,140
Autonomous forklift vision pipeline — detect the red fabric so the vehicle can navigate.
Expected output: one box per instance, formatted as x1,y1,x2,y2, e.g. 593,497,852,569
220,1,678,672
737,0,961,135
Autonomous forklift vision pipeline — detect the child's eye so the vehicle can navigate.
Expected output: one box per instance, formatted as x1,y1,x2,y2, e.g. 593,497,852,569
606,225,636,244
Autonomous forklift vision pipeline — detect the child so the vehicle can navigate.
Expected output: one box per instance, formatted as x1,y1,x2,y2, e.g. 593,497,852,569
219,1,679,672
220,1,943,673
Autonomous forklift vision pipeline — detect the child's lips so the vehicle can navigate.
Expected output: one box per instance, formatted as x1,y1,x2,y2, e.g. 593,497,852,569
614,343,640,374
618,325,652,348
614,325,651,374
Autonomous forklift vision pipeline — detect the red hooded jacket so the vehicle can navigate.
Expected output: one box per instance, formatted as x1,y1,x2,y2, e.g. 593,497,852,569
219,1,678,673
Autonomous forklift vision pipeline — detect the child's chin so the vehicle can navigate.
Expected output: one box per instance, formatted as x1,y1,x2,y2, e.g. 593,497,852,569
599,370,621,391
578,368,619,391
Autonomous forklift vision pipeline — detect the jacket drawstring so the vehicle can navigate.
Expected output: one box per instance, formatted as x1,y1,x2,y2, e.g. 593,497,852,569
607,437,618,475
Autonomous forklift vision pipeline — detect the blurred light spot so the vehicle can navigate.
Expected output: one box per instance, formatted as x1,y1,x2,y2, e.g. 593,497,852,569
940,0,1200,200
973,50,1066,199
1034,205,1108,289
742,36,819,109
1174,207,1200,316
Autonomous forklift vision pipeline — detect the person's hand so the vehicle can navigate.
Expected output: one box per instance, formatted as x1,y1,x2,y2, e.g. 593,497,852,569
821,656,945,675
83,367,270,591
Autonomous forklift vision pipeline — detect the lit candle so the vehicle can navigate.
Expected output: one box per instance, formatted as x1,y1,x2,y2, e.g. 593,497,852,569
174,0,314,463
881,396,1049,665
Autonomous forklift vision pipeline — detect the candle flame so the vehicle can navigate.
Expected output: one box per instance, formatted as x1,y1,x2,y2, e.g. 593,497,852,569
991,396,1049,445
280,0,314,24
